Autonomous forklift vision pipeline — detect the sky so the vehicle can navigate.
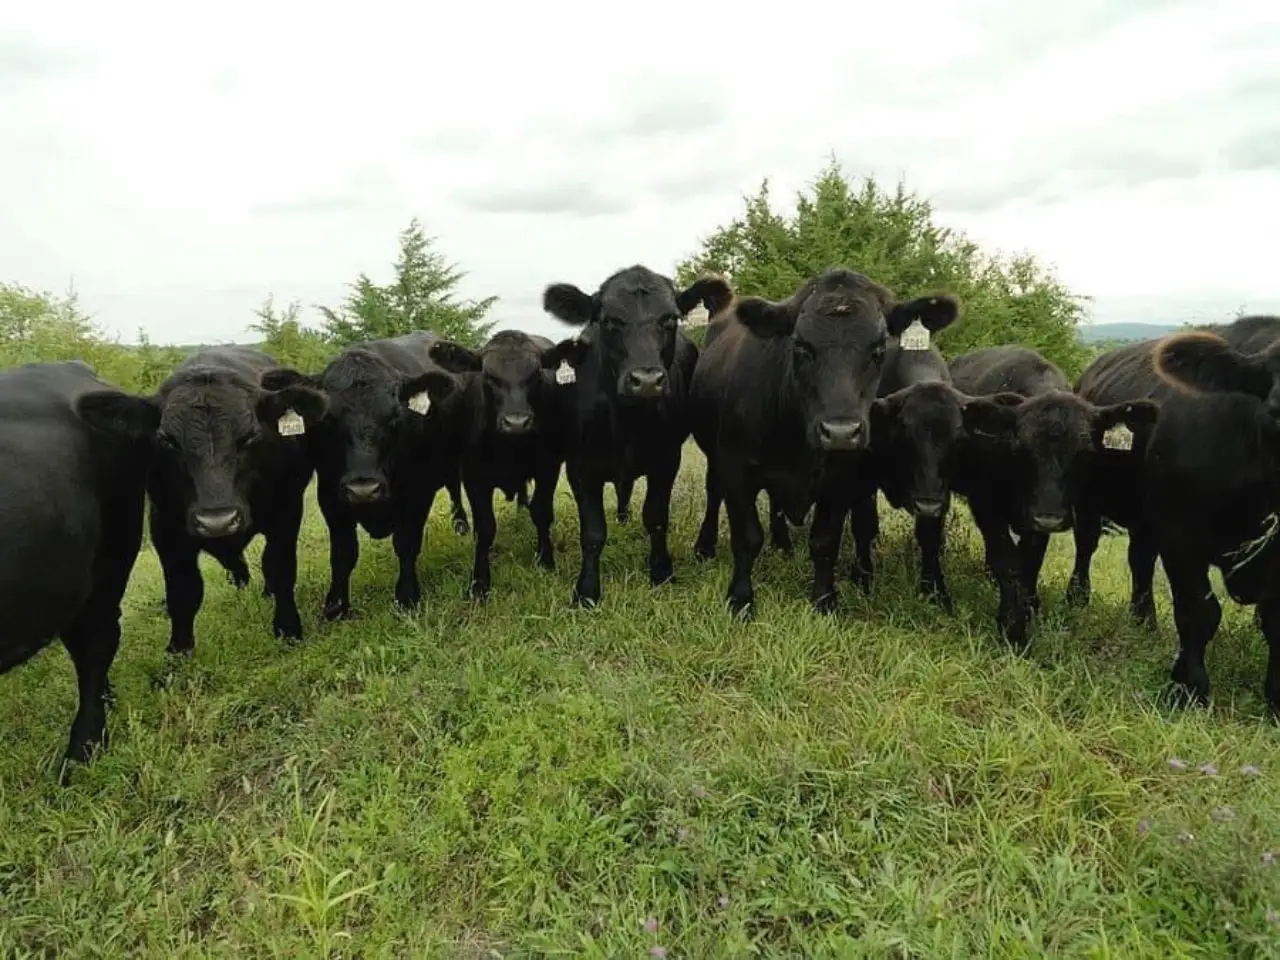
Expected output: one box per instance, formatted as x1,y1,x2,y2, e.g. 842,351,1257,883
3,0,1279,345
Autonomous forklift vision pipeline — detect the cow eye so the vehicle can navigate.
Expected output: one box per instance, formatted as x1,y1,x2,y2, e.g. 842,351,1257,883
156,431,179,451
870,342,887,363
601,315,624,332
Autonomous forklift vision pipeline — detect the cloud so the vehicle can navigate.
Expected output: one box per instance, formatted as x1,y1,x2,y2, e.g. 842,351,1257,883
249,168,405,219
0,34,93,88
455,179,632,218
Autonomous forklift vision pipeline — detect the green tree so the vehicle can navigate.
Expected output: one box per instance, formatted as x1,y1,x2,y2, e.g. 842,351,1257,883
676,159,1091,378
249,294,334,372
320,218,498,349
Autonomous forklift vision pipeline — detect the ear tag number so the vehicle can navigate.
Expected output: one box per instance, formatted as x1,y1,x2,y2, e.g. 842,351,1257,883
899,319,931,351
277,409,305,436
555,360,576,385
407,391,431,415
1102,424,1133,450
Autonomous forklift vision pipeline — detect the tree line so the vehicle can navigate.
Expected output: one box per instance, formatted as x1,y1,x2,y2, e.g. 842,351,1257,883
1,160,1094,392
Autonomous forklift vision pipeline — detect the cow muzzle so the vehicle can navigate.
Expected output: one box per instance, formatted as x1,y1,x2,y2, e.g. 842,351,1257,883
498,412,534,435
817,418,865,452
342,476,387,504
620,367,667,398
192,506,246,538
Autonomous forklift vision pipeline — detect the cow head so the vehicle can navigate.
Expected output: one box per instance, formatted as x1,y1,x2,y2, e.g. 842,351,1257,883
430,331,553,437
1154,329,1280,412
283,351,459,505
962,390,1160,533
733,268,960,453
75,368,328,537
871,383,1024,517
542,266,733,402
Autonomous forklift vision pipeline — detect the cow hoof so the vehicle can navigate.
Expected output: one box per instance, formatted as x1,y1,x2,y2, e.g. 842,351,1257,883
929,591,955,615
535,552,555,571
727,594,754,621
617,509,631,524
1065,581,1090,608
812,592,838,615
572,585,601,609
164,643,195,658
650,563,675,587
273,623,304,644
849,569,872,593
693,540,716,561
1163,682,1208,711
395,594,422,612
321,599,351,622
467,581,490,602
454,518,470,536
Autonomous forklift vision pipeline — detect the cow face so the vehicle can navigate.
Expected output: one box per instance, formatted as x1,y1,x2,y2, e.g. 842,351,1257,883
871,383,1024,517
431,332,549,437
303,354,458,505
542,266,733,402
75,369,328,537
734,269,960,454
963,391,1159,533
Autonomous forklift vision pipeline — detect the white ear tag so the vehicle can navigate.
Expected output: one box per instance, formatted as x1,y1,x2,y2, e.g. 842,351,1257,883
555,360,576,385
277,409,305,436
899,319,931,351
1102,424,1134,451
407,391,431,415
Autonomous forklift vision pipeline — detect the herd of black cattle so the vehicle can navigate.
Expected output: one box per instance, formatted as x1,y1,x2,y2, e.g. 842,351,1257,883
3,264,1279,782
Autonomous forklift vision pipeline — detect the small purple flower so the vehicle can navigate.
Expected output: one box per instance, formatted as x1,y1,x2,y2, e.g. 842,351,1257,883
643,917,659,934
1263,851,1275,866
1240,764,1262,777
650,948,669,959
1200,763,1219,776
677,827,691,843
1137,819,1152,836
1167,757,1188,771
1212,806,1236,821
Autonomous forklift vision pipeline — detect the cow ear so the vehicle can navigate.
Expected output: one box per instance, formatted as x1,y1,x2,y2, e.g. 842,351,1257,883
75,391,161,442
257,385,329,433
676,275,734,318
429,340,482,373
961,395,1020,440
260,368,316,391
541,337,590,370
1092,399,1159,451
543,282,595,326
398,370,458,416
887,294,960,335
1153,331,1272,399
734,296,795,338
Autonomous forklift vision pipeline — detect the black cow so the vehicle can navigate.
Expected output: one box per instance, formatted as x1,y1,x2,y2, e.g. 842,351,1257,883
77,347,327,653
0,362,152,777
1143,325,1280,712
1068,315,1280,627
266,332,468,619
540,265,732,607
690,267,963,618
846,305,1022,610
428,330,568,598
948,345,1158,649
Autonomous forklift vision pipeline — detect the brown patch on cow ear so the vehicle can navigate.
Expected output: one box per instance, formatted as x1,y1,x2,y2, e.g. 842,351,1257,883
677,275,735,317
429,340,482,374
1150,330,1271,397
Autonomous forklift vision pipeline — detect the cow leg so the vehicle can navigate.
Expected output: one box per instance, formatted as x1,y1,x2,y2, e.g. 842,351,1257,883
1018,532,1050,614
693,461,722,561
615,476,634,525
643,455,679,588
723,468,763,618
915,513,953,612
221,551,251,590
1164,553,1219,707
768,494,793,554
515,481,531,512
530,461,558,571
319,494,359,621
1127,525,1160,629
847,496,878,592
975,514,1028,651
154,533,203,656
1066,509,1103,608
58,608,120,779
810,496,847,614
568,465,608,607
1257,596,1280,714
448,475,470,535
465,479,497,600
262,497,305,643
392,494,432,611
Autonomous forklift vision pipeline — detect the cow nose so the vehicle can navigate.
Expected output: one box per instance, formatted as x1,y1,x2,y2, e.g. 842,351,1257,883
624,367,667,397
193,507,244,538
500,412,534,434
913,497,945,518
817,418,863,451
1031,512,1071,533
343,478,385,503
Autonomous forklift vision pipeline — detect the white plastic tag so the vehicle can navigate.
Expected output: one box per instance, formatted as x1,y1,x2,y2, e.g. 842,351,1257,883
277,410,305,436
555,360,576,385
899,319,931,351
407,391,431,415
1102,424,1133,451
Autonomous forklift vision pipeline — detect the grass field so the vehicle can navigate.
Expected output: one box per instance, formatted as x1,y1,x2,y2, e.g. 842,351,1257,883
1,445,1278,957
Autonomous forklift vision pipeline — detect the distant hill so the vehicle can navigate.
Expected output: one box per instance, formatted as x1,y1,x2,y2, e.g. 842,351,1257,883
1078,322,1186,345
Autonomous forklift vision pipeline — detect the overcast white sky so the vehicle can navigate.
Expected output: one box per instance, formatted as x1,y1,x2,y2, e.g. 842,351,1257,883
3,0,1279,344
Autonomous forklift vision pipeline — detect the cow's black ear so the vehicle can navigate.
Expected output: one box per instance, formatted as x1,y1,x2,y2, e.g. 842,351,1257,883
961,395,1020,440
677,276,734,318
887,294,960,335
429,340,482,373
734,296,795,338
257,385,329,432
398,370,458,416
260,368,316,391
1153,331,1271,398
541,337,590,370
75,391,161,442
542,283,595,326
